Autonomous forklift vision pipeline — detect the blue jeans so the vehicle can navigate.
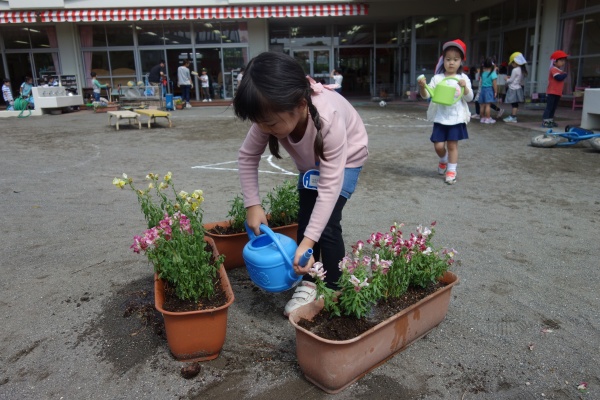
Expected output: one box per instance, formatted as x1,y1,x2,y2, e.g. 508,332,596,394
180,85,191,103
543,94,561,120
93,92,100,101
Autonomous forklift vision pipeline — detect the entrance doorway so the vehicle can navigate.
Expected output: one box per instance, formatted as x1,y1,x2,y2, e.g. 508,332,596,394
337,48,371,97
166,48,220,101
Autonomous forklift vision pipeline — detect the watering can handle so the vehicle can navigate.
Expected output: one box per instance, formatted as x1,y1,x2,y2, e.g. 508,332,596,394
245,222,297,272
441,77,464,103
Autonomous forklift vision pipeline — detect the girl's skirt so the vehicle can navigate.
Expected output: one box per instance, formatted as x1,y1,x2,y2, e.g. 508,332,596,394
479,86,495,103
430,123,469,143
505,87,524,103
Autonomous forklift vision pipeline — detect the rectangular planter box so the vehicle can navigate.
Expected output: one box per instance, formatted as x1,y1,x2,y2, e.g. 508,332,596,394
288,271,459,393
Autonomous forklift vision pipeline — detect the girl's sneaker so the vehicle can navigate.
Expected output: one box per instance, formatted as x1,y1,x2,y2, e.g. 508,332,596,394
497,108,505,118
486,118,496,124
471,114,480,119
438,162,447,174
283,281,317,316
503,115,518,123
480,117,488,123
445,171,457,185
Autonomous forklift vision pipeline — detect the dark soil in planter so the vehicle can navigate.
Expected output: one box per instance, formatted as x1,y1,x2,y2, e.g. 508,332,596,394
297,281,445,341
162,281,228,312
207,223,239,235
207,219,295,235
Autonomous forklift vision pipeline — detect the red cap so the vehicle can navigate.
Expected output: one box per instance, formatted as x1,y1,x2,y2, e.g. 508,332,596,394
443,39,467,61
551,50,568,60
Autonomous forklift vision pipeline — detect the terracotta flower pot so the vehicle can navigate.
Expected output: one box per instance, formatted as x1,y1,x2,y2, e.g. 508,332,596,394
154,238,235,362
288,271,459,393
204,220,298,270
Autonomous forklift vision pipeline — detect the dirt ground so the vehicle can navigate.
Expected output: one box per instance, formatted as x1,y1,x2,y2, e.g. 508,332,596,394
0,102,598,400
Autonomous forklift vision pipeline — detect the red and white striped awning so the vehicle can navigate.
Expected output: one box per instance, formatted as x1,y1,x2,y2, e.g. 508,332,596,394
40,4,368,22
0,11,37,24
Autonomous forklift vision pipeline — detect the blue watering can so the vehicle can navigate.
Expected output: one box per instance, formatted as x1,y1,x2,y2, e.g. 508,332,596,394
243,223,306,293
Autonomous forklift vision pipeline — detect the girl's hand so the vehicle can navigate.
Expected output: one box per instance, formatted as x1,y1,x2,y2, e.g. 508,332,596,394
417,79,426,88
458,79,466,87
246,205,268,236
293,238,316,276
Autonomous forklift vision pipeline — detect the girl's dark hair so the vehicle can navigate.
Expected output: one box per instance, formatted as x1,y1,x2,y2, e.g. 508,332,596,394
520,64,528,76
233,51,325,160
483,57,494,69
90,72,97,77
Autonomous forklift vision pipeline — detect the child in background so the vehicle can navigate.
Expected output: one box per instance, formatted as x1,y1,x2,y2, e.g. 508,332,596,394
503,52,528,123
200,69,211,102
478,58,498,124
542,50,569,128
330,68,343,94
472,62,503,120
90,72,109,101
234,52,368,316
2,78,14,111
418,39,473,185
20,76,34,109
497,63,508,103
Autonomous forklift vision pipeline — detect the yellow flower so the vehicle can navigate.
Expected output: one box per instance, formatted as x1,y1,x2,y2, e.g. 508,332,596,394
159,182,168,190
148,183,154,189
112,177,126,189
178,190,189,200
164,172,172,182
146,173,157,180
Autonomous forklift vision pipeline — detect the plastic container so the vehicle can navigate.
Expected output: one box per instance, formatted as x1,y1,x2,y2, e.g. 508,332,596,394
243,223,302,292
165,93,174,111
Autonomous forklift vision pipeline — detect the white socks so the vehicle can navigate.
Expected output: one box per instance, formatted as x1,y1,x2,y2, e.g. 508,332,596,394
439,153,448,164
447,163,457,173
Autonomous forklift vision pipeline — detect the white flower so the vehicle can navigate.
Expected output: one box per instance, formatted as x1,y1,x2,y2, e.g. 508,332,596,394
309,262,326,280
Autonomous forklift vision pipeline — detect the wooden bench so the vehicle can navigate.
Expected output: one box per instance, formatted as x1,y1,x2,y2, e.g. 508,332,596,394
134,109,172,128
107,110,141,131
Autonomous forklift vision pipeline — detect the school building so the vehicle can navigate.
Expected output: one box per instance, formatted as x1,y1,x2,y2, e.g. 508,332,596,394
1,0,598,103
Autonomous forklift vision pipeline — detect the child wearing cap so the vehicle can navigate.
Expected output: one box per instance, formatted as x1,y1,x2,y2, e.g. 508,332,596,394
418,39,473,185
503,52,528,123
2,78,14,111
542,50,569,128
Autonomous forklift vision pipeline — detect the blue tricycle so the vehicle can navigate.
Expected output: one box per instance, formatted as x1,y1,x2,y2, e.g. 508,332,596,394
531,125,600,150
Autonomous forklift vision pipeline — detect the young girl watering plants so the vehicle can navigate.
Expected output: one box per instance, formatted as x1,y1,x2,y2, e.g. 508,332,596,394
233,51,369,316
418,39,473,185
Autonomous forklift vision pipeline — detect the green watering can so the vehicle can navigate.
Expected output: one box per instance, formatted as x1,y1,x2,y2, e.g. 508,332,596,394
419,76,464,106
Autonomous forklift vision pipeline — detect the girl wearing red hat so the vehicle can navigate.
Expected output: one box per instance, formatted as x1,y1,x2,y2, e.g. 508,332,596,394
542,50,569,128
418,39,473,185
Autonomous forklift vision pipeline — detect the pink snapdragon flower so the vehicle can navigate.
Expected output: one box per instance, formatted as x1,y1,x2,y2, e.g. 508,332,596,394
350,275,369,292
309,262,327,280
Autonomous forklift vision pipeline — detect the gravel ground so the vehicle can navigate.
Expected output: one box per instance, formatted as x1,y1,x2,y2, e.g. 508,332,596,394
0,102,598,400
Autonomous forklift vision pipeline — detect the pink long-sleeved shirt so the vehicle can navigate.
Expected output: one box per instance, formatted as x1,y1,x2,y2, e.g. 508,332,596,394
238,86,368,242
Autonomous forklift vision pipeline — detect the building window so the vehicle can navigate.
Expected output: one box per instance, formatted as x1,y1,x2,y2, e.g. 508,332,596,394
336,24,373,45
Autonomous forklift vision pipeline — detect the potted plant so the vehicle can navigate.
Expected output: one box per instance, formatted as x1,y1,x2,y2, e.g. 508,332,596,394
204,179,299,270
112,172,235,362
288,222,459,393
174,98,184,110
